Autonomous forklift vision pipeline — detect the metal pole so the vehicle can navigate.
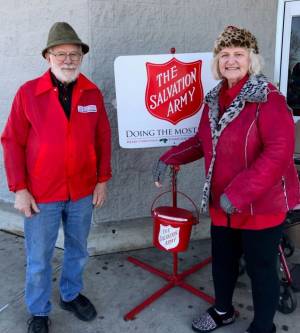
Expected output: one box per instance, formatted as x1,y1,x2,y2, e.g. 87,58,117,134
172,166,177,208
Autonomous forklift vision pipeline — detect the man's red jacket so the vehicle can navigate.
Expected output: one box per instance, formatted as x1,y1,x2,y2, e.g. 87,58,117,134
1,70,112,203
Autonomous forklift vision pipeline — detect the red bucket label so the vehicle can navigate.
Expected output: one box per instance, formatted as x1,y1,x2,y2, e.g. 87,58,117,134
158,224,180,250
145,58,204,125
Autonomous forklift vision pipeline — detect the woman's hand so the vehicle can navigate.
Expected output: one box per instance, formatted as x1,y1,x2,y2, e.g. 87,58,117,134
220,193,237,214
153,160,168,187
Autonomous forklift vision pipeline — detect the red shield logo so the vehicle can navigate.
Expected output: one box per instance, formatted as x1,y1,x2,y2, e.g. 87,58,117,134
145,58,204,125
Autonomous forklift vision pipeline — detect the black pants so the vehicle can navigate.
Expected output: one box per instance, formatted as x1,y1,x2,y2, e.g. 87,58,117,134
211,223,283,333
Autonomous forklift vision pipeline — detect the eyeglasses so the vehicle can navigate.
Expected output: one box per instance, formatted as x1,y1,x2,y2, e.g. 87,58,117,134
48,51,83,62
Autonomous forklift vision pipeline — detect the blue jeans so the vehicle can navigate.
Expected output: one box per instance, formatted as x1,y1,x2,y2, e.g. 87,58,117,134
24,195,93,316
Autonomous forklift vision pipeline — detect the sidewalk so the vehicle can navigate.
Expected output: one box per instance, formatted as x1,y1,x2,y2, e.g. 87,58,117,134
0,230,299,333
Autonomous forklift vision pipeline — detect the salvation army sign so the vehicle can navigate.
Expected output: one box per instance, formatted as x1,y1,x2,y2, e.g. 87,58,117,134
114,52,217,148
158,224,180,250
145,58,203,125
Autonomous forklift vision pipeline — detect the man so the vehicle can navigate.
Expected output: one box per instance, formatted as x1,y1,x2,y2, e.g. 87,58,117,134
1,22,111,333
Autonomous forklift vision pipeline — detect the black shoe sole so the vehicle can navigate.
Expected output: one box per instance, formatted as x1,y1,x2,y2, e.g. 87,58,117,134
192,321,234,333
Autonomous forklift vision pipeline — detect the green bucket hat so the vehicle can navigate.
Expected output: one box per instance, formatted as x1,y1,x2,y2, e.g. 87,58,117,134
42,22,89,58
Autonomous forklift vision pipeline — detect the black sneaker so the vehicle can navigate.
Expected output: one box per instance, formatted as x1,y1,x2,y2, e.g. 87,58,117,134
245,323,276,333
60,293,97,321
27,316,49,333
192,306,236,332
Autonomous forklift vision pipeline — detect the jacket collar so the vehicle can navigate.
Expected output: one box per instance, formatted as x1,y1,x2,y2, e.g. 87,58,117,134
205,74,269,106
205,74,269,143
35,69,97,96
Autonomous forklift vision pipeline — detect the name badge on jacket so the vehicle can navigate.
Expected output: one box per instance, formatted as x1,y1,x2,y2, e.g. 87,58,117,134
78,105,97,113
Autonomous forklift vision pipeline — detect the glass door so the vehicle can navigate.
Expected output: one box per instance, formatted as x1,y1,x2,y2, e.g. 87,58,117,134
277,0,300,118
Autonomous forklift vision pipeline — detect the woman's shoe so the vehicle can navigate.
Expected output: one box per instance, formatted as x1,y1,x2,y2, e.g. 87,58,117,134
192,306,236,332
245,323,276,333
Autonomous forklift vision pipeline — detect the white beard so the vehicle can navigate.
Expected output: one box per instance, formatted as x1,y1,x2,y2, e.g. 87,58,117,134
50,59,81,84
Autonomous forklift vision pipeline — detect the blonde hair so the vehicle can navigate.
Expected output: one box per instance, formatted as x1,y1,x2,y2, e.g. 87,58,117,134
211,48,264,80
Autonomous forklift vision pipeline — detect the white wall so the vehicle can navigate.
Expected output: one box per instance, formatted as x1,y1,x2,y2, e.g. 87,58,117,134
0,0,278,223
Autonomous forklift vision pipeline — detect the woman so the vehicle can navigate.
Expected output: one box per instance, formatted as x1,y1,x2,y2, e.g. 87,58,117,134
153,26,300,333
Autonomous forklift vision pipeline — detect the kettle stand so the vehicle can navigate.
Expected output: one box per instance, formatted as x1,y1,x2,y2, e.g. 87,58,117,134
124,166,214,321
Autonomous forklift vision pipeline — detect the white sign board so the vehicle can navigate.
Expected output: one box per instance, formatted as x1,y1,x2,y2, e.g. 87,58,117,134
114,52,217,148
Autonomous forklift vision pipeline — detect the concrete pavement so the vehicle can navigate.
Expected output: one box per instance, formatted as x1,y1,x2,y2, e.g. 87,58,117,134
0,229,300,333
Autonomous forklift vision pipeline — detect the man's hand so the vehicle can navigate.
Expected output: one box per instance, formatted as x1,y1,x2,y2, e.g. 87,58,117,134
15,189,40,217
93,182,107,208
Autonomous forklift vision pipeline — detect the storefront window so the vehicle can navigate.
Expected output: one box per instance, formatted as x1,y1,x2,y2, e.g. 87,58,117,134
287,16,300,116
275,0,300,118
